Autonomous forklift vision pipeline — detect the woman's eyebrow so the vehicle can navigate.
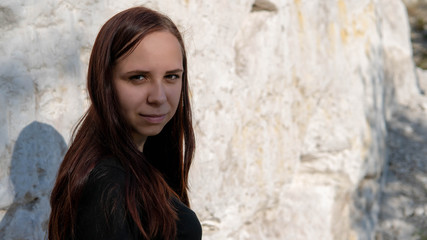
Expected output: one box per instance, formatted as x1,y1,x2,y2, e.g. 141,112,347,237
165,69,183,74
124,70,149,74
124,69,183,75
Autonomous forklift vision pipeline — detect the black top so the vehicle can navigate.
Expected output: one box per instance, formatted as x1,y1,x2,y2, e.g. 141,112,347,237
75,157,202,240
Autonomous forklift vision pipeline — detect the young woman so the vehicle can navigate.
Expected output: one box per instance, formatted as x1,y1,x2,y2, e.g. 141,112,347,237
48,7,202,240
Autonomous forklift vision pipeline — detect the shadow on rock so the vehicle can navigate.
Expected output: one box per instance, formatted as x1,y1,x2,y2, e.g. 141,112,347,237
377,105,427,239
0,121,67,240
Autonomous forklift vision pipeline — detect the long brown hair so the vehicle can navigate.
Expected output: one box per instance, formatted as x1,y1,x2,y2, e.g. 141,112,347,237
48,6,195,240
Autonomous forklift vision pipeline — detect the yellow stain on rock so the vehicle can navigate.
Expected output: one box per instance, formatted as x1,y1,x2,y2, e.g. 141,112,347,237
352,2,375,38
328,22,337,53
337,0,349,44
365,1,375,14
298,10,305,30
340,28,348,44
338,0,347,22
338,1,376,45
352,20,366,38
293,0,304,30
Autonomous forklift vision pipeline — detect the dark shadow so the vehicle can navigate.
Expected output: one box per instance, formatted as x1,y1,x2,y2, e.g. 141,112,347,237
0,121,67,240
350,44,389,240
376,105,427,239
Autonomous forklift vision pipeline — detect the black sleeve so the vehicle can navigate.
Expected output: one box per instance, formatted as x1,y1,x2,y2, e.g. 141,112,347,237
75,163,137,240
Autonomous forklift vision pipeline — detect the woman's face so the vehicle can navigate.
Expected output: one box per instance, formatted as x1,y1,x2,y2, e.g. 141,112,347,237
113,31,183,151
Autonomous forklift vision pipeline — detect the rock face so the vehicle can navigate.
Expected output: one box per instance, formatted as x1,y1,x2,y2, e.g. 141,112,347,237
377,103,427,240
404,0,427,70
0,0,423,239
376,2,427,239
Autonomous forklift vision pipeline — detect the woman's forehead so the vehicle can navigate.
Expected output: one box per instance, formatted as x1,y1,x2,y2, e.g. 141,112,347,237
114,31,183,73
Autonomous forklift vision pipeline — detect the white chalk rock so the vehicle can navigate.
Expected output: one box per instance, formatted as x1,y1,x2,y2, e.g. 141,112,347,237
0,0,421,239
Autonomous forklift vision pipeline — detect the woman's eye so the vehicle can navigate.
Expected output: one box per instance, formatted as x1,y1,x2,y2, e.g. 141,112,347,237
165,74,180,80
129,75,145,81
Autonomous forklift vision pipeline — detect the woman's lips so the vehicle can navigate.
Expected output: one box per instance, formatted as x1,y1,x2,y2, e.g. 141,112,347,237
139,114,167,124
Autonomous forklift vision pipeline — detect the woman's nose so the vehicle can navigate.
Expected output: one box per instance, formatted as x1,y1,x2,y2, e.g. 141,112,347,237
147,81,167,105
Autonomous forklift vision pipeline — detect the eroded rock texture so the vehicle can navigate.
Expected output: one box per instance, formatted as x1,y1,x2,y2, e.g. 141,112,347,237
0,0,424,239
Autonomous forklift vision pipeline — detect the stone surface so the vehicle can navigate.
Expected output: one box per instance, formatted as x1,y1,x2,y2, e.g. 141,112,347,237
0,0,423,239
405,0,427,69
418,67,427,94
376,103,427,240
373,2,427,239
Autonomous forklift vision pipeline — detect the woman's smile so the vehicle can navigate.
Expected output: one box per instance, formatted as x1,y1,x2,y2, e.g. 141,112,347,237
139,113,167,124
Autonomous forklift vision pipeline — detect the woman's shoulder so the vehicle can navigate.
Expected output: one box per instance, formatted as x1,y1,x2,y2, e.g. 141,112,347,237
88,156,126,183
171,197,203,240
81,156,127,203
94,156,126,172
77,157,136,239
82,156,126,197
